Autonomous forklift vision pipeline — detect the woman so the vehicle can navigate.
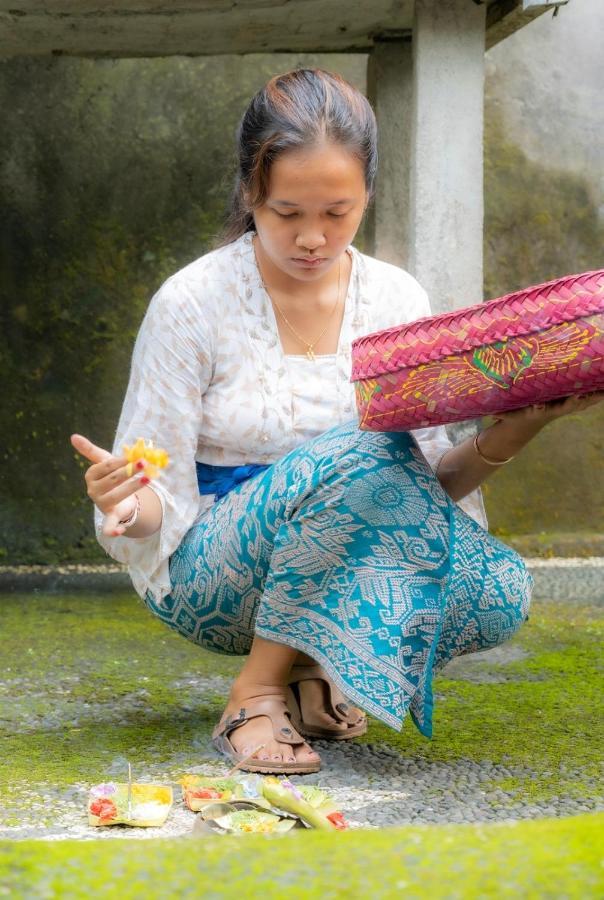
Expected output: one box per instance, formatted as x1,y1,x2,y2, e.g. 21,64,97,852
71,68,602,775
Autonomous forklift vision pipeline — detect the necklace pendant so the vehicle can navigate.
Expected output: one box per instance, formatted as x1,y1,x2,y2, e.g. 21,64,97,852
306,347,316,362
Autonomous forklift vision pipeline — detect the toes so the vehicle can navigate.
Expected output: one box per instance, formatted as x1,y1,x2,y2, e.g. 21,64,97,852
350,706,365,725
295,743,320,763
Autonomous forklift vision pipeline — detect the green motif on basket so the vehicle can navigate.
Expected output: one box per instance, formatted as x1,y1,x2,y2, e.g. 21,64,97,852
471,339,535,389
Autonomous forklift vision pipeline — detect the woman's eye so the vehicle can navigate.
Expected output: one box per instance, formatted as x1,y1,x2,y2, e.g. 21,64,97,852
273,210,348,218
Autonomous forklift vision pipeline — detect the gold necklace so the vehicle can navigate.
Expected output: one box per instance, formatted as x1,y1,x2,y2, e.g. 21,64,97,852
256,250,343,362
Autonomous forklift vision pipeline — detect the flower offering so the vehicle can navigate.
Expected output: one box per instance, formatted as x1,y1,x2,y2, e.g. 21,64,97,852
261,777,350,831
179,775,246,812
122,437,170,478
87,782,173,827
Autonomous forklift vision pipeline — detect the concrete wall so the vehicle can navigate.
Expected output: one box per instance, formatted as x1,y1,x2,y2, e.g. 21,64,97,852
0,51,601,564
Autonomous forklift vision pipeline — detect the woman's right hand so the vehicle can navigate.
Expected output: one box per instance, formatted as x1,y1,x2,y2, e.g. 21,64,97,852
70,433,150,537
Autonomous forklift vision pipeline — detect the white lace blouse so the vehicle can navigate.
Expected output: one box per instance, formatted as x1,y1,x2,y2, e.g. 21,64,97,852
95,231,487,604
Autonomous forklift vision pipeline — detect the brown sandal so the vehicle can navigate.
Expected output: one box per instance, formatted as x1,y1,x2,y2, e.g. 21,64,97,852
212,697,321,775
286,665,368,741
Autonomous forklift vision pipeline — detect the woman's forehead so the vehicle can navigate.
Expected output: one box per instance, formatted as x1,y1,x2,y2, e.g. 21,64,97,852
266,146,366,199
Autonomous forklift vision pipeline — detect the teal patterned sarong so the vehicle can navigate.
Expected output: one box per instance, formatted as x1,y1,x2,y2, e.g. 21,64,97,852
144,420,532,737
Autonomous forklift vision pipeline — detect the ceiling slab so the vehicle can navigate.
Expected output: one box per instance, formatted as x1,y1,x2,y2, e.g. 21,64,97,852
0,1,567,57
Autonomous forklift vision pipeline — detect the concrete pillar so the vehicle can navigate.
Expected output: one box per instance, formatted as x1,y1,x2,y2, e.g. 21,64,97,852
409,0,487,314
366,40,413,268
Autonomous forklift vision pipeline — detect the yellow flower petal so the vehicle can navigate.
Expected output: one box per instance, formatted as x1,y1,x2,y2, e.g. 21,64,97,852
121,438,170,478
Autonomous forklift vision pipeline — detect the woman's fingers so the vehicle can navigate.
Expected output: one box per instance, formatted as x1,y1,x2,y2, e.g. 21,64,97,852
95,460,146,496
92,471,148,512
577,390,604,408
544,392,604,416
102,507,123,538
494,390,603,428
101,497,138,538
70,433,113,464
71,432,149,536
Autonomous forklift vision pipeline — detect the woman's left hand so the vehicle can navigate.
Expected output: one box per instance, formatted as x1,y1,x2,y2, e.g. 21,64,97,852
493,391,604,432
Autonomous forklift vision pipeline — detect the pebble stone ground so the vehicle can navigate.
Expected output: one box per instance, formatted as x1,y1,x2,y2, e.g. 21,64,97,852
3,668,602,843
1,559,602,842
1,557,603,603
5,739,602,843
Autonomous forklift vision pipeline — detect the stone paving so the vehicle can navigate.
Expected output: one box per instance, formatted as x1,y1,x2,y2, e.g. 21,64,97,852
0,570,602,842
1,556,603,602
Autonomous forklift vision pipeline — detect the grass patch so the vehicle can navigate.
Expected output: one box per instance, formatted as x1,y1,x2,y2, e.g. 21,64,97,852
0,814,602,899
1,592,241,798
362,599,603,802
1,592,602,810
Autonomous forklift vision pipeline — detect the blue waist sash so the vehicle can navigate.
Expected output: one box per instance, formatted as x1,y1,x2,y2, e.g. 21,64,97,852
196,461,271,502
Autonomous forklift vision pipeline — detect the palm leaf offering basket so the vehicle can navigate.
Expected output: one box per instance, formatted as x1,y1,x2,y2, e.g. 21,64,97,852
351,270,604,431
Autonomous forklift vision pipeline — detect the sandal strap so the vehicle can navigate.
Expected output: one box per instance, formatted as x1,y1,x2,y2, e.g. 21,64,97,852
288,665,363,726
213,698,305,746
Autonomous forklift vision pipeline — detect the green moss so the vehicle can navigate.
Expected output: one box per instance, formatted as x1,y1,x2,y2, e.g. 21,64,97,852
362,599,604,803
0,592,241,801
499,531,604,559
1,592,602,820
0,814,602,899
2,59,603,565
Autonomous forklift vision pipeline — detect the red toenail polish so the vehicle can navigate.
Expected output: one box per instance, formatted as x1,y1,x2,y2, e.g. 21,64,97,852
135,460,145,470
140,476,150,485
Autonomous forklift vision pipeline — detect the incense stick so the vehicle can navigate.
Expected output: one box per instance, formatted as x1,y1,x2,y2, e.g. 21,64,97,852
127,761,132,820
226,744,266,776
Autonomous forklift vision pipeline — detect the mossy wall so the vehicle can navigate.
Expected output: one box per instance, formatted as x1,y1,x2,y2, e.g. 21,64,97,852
0,56,601,565
482,101,604,551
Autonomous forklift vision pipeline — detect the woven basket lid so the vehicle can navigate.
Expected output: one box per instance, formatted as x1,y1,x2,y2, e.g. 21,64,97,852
350,269,604,382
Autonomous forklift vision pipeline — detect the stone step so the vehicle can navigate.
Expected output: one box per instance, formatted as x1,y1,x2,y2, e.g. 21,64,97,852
0,559,602,601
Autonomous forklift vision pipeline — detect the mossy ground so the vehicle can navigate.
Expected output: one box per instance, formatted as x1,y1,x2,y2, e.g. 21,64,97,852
1,814,603,899
364,599,603,805
1,591,602,895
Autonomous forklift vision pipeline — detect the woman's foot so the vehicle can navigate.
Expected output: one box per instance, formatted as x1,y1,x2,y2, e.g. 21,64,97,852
217,678,321,767
295,653,365,735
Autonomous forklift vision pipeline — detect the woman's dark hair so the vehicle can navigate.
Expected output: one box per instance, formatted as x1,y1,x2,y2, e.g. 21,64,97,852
214,67,378,247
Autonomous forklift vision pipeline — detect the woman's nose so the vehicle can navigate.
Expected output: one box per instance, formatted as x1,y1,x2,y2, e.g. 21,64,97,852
295,231,327,252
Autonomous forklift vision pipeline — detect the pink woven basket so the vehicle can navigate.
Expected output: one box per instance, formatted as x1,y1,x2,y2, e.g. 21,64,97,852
351,270,604,431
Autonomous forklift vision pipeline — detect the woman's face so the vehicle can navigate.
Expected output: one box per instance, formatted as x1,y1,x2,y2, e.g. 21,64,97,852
251,142,368,283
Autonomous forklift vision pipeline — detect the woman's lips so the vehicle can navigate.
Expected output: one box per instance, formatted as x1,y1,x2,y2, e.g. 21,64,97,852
292,257,327,268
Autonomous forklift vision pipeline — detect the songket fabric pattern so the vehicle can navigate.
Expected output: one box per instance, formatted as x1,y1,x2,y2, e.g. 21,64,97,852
145,420,532,736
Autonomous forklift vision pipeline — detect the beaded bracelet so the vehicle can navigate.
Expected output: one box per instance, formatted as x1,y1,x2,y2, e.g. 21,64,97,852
473,432,515,466
118,492,141,529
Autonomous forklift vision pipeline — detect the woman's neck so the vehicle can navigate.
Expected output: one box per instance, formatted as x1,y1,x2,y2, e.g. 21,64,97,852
252,235,350,308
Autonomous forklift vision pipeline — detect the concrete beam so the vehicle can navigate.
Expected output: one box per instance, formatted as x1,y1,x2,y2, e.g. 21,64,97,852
485,0,570,49
0,1,567,57
0,1,415,57
409,0,486,314
366,40,413,268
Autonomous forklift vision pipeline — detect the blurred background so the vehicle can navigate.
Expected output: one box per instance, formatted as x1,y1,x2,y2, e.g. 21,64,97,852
0,0,602,565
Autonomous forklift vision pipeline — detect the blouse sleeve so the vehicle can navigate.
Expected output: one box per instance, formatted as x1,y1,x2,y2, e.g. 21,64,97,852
94,275,213,603
388,269,489,531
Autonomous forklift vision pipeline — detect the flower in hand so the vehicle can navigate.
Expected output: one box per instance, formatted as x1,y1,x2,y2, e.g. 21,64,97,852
122,437,170,479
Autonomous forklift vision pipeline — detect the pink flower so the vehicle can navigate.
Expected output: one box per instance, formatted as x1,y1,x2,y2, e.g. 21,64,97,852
90,782,117,798
90,798,118,823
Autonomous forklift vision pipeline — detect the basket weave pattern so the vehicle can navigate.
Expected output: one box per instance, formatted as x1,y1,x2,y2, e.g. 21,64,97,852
351,270,604,431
